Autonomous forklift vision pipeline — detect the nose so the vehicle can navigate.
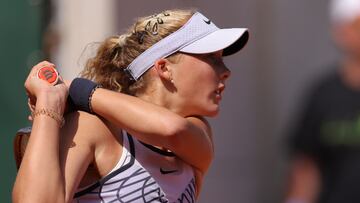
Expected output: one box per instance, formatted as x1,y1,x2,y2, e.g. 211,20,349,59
219,66,231,81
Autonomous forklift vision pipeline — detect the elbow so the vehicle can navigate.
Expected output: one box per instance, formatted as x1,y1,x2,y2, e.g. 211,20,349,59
161,117,189,148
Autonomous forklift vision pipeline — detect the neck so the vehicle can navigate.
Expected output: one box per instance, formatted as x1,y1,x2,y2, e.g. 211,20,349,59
137,85,185,117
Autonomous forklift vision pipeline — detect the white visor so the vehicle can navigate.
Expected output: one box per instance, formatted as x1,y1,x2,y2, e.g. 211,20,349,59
126,12,249,80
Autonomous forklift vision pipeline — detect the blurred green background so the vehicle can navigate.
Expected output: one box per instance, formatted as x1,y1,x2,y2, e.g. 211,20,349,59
0,1,44,202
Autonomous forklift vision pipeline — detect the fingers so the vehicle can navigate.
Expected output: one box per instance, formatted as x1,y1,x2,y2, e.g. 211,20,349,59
27,98,35,112
28,115,33,122
56,75,65,85
62,78,72,88
25,61,55,92
24,61,59,106
26,61,55,82
31,61,55,75
27,97,35,122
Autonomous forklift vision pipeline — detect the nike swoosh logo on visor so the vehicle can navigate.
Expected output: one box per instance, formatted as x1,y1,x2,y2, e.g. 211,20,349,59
203,19,211,24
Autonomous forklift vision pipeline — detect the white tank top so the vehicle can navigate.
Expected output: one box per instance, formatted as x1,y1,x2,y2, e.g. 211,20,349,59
73,131,196,203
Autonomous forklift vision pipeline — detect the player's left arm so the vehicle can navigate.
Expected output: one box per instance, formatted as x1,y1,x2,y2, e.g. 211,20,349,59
90,88,214,174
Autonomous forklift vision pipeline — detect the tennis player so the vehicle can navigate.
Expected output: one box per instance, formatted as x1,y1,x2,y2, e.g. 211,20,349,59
13,9,249,203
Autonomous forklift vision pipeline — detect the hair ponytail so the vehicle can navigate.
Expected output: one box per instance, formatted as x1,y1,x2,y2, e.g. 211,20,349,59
80,9,194,96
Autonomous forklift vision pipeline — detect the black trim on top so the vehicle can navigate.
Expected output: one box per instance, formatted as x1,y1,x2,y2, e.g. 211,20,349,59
73,134,136,198
138,140,175,157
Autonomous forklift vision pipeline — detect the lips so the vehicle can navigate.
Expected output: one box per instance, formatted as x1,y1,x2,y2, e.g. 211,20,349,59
215,85,225,94
215,92,222,101
214,85,225,101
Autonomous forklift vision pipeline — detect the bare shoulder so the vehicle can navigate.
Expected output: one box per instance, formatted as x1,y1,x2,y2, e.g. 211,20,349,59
61,111,118,146
58,111,122,198
184,116,213,198
186,116,212,136
184,116,214,168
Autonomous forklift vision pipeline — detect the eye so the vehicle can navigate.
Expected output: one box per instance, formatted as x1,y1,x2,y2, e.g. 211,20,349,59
195,52,225,67
208,54,225,66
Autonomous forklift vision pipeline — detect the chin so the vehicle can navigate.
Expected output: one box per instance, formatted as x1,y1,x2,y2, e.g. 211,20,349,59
207,112,219,117
191,103,220,117
203,107,220,117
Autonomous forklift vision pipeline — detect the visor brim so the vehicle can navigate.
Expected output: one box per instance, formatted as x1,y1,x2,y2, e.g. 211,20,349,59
179,28,249,56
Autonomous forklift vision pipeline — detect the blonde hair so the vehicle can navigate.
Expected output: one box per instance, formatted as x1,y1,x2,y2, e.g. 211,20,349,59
80,9,194,95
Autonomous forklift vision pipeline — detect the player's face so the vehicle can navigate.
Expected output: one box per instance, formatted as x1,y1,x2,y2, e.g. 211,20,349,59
171,50,231,117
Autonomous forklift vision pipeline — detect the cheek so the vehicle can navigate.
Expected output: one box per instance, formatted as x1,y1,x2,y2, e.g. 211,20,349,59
175,61,218,94
177,74,211,99
189,70,216,90
192,63,218,80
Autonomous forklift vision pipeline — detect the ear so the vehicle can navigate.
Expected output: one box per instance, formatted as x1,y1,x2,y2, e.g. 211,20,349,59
154,58,173,81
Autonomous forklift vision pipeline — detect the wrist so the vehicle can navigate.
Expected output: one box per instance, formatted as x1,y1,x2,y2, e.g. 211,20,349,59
36,91,66,115
32,108,65,128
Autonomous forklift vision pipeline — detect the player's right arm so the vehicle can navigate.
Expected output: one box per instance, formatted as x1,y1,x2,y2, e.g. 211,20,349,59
12,61,109,203
12,111,112,203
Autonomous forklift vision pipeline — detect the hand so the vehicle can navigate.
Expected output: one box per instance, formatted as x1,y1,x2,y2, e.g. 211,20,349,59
25,61,68,116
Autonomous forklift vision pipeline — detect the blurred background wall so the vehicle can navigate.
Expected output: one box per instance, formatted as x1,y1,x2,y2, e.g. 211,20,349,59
0,0,339,202
0,1,44,203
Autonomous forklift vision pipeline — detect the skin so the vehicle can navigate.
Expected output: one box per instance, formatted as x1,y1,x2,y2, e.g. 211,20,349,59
13,61,69,203
12,50,231,203
163,52,230,117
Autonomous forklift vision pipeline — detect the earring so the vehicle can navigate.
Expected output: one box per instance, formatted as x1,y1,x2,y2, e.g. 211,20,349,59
169,72,174,84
